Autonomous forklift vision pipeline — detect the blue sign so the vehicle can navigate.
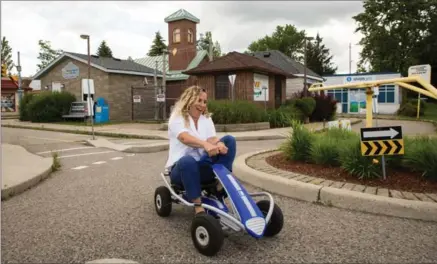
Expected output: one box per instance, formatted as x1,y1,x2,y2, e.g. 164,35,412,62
346,76,352,82
62,62,80,79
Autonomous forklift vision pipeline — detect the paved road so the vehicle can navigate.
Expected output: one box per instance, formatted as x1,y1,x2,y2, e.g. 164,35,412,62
2,128,437,263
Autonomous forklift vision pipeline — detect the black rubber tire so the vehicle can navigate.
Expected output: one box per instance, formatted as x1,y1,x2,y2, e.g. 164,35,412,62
191,213,224,256
154,186,172,217
256,200,284,237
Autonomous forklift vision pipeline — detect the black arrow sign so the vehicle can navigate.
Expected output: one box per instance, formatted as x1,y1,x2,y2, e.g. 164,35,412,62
394,140,403,153
383,141,393,155
364,142,372,155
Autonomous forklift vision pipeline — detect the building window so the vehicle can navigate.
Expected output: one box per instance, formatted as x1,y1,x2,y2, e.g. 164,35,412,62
173,28,180,43
215,74,230,100
327,88,348,113
188,29,193,43
378,85,395,103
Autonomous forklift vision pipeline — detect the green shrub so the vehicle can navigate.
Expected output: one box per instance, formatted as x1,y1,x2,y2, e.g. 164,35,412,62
19,93,36,121
296,97,316,117
27,91,76,123
397,102,422,117
309,128,358,166
268,104,304,128
338,138,381,179
408,98,427,111
283,120,314,161
310,93,337,122
207,100,268,124
402,136,437,181
310,135,341,166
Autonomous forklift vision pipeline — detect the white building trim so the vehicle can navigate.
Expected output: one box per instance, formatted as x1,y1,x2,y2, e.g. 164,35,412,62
32,53,163,80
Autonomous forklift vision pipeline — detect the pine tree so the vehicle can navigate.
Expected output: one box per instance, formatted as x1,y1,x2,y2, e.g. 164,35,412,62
197,31,222,59
97,40,113,58
147,31,167,56
36,40,63,71
305,33,337,76
1,36,14,73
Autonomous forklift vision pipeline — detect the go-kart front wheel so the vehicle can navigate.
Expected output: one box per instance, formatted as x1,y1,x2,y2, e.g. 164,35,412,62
191,213,224,256
154,186,172,217
257,200,284,237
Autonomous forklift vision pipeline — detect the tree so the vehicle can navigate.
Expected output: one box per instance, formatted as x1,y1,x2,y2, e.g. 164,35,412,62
147,31,167,56
305,33,337,76
97,40,113,57
197,31,222,59
246,24,306,61
127,56,133,61
1,36,14,74
37,40,63,71
353,0,437,91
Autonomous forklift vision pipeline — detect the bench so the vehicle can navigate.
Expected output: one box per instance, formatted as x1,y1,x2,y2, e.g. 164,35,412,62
62,101,90,121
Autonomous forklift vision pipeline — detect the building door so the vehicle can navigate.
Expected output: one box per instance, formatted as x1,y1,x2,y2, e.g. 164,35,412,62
275,75,282,108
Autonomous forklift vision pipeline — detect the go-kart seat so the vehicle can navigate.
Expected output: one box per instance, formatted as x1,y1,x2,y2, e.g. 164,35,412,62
164,170,219,194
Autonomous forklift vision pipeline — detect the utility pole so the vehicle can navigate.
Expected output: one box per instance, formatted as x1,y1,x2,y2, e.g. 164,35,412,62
16,51,23,105
349,42,352,74
162,49,167,120
208,38,213,62
154,60,158,120
303,38,307,97
80,34,95,140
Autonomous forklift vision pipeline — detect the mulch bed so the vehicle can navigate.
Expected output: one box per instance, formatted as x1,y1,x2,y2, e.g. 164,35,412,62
265,152,437,193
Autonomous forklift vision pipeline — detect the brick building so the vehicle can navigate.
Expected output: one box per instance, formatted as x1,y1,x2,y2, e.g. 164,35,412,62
32,52,163,121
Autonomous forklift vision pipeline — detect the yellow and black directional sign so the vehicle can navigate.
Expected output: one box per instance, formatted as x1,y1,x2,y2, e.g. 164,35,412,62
360,126,404,156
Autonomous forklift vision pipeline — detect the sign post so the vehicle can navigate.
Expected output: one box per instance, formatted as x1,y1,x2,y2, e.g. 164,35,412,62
228,74,236,101
408,64,432,119
360,126,404,180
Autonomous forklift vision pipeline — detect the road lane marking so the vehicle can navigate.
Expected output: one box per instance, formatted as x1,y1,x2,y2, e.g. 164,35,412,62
37,146,94,154
58,151,115,159
25,136,75,143
92,161,107,165
127,154,135,157
111,157,123,160
72,166,88,170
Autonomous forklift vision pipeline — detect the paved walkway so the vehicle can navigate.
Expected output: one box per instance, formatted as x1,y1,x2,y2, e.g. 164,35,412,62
2,119,360,140
2,144,53,200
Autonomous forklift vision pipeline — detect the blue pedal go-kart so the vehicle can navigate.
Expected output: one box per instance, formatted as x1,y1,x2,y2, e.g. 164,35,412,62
154,164,284,256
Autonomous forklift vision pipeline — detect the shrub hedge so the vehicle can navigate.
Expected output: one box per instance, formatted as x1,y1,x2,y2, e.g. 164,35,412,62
282,122,437,181
207,100,268,124
19,91,76,123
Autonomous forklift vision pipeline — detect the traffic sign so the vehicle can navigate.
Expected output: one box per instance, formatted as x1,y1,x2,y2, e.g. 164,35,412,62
360,126,404,156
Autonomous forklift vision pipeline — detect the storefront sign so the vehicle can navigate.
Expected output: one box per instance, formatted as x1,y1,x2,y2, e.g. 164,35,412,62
133,95,141,103
408,64,431,82
253,73,269,101
62,62,80,79
343,75,375,84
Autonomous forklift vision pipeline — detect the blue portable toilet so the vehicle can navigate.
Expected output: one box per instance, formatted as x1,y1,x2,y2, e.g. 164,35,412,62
94,97,109,123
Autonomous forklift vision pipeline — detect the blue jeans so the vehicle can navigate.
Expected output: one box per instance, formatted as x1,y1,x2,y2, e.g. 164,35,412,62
170,135,236,200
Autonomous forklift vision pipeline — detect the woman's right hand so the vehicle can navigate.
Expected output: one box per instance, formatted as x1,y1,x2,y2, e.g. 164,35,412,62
203,142,219,157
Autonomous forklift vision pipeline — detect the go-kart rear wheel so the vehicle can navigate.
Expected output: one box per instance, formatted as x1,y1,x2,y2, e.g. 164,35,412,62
154,186,172,217
191,213,224,256
257,200,284,237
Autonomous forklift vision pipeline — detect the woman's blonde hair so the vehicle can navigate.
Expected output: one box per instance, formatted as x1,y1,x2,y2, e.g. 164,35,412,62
170,85,210,127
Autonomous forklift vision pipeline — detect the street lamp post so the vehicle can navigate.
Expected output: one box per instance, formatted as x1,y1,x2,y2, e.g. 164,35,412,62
80,34,95,140
303,36,314,97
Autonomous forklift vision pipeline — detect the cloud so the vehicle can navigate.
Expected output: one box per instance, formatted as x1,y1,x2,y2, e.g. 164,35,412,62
1,1,365,77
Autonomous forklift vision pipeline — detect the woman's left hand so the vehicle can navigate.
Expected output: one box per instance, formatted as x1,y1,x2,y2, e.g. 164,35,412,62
217,142,228,155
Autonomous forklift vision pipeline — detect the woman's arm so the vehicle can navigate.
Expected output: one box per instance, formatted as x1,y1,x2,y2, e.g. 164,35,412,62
178,132,208,149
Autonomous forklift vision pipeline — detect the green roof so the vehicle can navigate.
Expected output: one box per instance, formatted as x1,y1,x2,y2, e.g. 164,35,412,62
134,50,208,81
164,9,200,23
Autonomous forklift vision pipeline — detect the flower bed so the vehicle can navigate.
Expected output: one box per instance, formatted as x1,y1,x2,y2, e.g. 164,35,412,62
270,121,437,193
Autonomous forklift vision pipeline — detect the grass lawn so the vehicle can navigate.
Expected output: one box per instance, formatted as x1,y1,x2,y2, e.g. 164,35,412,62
422,102,437,121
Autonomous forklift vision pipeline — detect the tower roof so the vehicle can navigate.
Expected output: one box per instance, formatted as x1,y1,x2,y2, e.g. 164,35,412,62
164,9,200,23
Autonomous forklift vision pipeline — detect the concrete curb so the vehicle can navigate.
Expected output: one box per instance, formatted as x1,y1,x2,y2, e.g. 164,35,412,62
1,124,168,140
1,146,54,201
234,149,437,223
85,138,169,153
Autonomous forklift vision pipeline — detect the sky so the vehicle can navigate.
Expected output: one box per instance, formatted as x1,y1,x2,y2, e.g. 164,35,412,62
1,1,365,78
